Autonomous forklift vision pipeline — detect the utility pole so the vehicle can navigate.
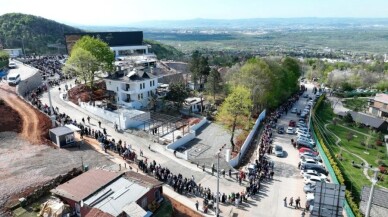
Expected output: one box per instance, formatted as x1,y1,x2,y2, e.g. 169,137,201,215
365,168,380,217
308,103,313,132
215,144,227,217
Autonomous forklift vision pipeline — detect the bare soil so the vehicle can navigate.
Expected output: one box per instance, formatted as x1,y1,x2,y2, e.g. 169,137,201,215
0,99,22,133
0,83,51,144
67,81,108,105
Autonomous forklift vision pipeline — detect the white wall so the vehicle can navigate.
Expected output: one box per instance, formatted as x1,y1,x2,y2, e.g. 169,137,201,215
229,109,266,168
166,131,195,150
79,102,151,129
190,117,208,133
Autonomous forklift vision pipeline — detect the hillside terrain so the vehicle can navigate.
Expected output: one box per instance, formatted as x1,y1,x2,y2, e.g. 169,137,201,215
0,13,83,54
0,13,183,60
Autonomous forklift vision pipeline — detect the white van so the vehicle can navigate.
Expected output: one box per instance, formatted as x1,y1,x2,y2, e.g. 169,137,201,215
7,73,21,85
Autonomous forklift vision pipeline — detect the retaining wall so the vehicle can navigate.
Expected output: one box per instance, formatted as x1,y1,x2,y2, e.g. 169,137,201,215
17,72,43,97
229,109,266,168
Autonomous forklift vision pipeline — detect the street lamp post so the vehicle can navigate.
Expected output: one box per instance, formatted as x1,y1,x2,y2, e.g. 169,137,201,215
47,82,56,128
215,144,227,217
365,168,380,217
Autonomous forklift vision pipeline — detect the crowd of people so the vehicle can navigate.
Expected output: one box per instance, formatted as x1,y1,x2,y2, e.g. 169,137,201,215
21,55,73,86
19,55,312,215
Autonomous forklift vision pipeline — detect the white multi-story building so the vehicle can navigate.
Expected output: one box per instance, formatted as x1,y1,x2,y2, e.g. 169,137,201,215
105,69,158,109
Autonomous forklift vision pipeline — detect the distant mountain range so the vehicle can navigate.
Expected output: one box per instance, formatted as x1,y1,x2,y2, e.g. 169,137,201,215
81,18,388,30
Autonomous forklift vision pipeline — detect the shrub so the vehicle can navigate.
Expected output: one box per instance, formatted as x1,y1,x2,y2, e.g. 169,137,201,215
0,98,4,105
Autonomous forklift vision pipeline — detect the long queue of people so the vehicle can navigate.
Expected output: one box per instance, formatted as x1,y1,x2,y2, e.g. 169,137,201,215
20,56,312,215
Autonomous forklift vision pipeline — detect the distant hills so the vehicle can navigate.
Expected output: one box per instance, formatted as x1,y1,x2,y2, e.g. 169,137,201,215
0,13,83,54
0,13,183,59
123,17,388,29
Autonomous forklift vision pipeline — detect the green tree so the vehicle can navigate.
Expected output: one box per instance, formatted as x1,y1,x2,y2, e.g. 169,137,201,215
205,68,222,101
64,36,114,88
0,50,10,68
165,82,190,111
189,51,210,89
63,48,98,87
217,86,252,152
71,36,115,74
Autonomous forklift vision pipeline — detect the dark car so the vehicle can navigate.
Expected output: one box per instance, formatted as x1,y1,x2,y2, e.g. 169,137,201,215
289,120,296,127
277,126,285,134
301,164,328,176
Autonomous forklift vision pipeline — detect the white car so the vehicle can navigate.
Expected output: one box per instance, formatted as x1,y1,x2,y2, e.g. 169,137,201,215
8,62,17,69
304,175,328,185
286,127,294,134
300,158,322,167
297,131,310,138
291,108,297,113
301,170,328,180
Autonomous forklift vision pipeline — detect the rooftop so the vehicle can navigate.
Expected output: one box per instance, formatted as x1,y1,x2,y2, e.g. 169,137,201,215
49,126,74,136
105,69,155,82
337,111,386,128
373,93,388,104
360,186,388,217
83,177,150,217
51,169,123,202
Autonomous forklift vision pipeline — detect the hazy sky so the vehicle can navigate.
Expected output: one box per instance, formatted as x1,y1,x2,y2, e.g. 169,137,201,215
1,0,388,26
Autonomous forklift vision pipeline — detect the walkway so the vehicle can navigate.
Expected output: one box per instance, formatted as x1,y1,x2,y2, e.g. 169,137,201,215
323,123,387,189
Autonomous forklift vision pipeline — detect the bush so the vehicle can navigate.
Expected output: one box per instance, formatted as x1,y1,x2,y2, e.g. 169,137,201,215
0,98,4,105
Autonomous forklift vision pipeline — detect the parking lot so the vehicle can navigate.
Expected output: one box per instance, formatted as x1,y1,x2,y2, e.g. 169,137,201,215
239,82,330,217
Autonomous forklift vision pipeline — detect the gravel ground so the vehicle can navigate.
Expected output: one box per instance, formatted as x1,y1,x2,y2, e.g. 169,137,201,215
0,132,114,214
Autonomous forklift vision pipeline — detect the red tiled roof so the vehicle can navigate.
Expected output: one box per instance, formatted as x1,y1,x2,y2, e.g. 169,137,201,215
85,208,114,217
374,93,388,104
51,169,123,202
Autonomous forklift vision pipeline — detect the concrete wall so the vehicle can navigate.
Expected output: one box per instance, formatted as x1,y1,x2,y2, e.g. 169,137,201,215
190,117,208,133
166,131,195,150
80,102,151,129
229,109,266,168
17,72,43,97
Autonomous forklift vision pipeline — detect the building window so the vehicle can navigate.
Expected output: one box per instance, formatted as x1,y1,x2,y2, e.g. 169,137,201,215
140,84,142,90
143,83,145,89
138,94,140,100
153,80,155,86
141,197,147,209
65,134,74,143
147,91,150,97
117,87,118,91
150,81,152,86
141,93,143,99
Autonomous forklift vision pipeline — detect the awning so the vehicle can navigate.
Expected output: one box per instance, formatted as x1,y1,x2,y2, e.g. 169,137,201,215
65,124,81,132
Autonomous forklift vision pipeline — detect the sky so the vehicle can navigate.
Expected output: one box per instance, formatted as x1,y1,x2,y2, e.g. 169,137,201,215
1,0,388,26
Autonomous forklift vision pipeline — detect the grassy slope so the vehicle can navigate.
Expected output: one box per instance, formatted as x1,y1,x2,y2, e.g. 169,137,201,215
315,101,388,195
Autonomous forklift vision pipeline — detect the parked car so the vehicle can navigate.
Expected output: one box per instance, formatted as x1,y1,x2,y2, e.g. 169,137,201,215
303,94,309,98
300,154,322,163
289,120,296,127
299,150,319,157
7,73,21,85
304,183,316,193
301,169,328,180
274,145,284,157
301,164,328,176
291,108,297,113
286,127,295,134
298,147,318,155
304,175,329,185
8,62,17,69
277,126,285,134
